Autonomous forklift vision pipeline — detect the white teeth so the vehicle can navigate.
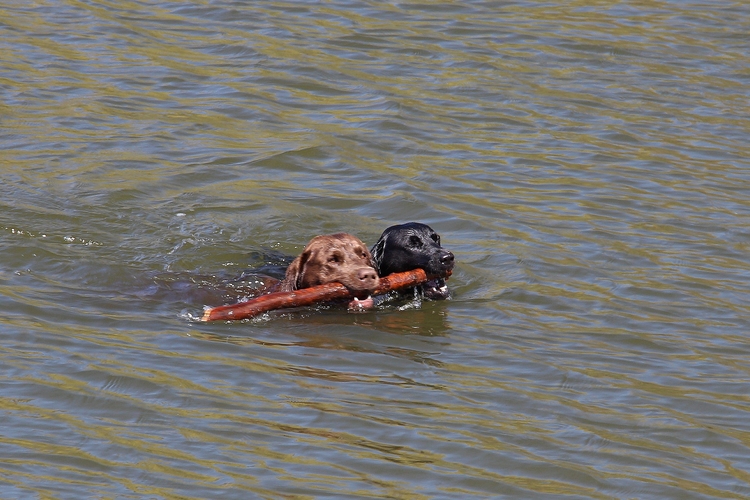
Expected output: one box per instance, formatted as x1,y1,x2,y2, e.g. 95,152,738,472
353,297,360,301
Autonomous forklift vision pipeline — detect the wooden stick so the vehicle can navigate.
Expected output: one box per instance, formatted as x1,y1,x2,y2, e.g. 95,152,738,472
200,268,449,322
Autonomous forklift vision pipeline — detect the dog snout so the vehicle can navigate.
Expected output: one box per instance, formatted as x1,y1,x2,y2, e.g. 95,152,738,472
441,251,455,269
357,267,379,287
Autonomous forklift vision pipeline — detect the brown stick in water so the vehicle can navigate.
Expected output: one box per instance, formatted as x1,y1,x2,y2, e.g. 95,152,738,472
200,268,449,322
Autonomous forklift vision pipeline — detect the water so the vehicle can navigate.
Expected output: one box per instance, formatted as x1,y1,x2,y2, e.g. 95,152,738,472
2,1,749,498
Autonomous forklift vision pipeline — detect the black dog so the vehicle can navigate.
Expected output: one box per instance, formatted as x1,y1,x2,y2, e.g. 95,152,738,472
371,222,455,300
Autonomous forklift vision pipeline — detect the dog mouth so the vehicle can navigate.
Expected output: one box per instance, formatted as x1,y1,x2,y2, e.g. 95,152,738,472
348,295,375,311
423,278,451,300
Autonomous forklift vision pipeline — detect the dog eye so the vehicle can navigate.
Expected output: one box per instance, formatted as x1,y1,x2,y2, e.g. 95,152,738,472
431,233,440,244
408,235,422,247
328,253,343,263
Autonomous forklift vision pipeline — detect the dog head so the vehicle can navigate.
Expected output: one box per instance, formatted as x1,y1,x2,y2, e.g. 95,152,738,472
371,222,454,299
281,233,379,298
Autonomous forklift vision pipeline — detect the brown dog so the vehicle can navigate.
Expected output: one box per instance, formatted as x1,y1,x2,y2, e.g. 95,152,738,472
279,233,379,308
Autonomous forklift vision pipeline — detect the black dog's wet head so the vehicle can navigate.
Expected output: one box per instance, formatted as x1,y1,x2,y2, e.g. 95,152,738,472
371,222,454,300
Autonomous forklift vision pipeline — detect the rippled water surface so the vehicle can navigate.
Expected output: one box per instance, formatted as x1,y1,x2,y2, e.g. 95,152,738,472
2,1,750,498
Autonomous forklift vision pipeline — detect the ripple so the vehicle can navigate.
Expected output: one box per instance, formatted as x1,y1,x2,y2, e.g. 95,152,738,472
2,0,750,498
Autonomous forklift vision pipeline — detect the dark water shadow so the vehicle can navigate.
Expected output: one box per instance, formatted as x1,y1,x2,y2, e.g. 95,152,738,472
128,248,292,314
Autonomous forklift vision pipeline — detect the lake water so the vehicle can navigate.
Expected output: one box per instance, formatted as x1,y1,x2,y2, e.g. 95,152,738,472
2,1,750,498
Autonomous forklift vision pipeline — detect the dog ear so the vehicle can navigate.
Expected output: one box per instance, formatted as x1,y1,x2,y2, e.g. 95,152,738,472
370,235,387,273
281,248,311,291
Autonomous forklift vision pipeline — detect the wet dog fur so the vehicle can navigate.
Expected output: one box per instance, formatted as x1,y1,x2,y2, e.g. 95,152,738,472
371,222,454,300
279,233,379,307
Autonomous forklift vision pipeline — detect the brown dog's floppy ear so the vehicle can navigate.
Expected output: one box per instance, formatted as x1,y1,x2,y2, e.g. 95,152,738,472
281,248,311,292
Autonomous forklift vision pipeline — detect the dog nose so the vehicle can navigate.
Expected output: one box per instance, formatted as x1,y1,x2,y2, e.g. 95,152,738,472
441,251,455,266
358,267,379,285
